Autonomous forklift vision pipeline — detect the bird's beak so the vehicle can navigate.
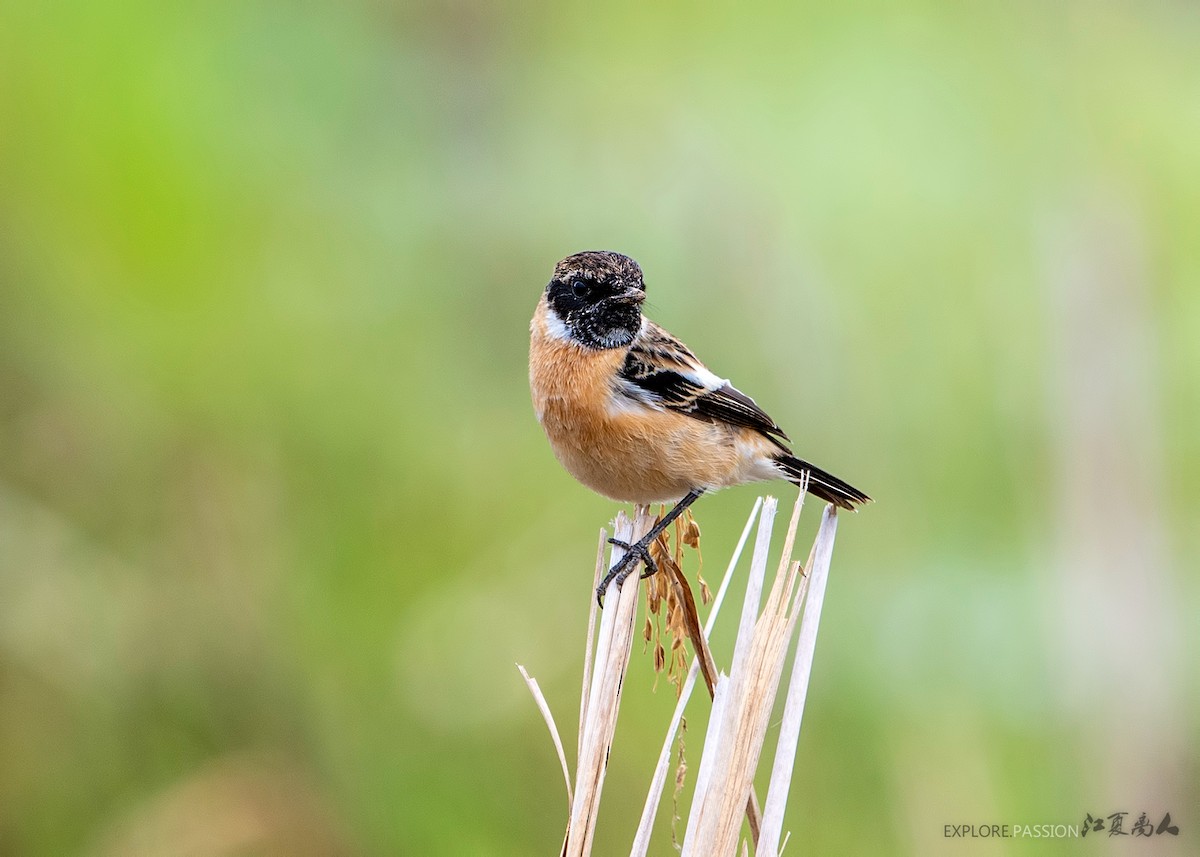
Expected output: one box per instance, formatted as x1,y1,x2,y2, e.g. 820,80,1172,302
612,286,645,306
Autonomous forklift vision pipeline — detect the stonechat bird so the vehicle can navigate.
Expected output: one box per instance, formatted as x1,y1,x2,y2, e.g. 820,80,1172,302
529,250,869,604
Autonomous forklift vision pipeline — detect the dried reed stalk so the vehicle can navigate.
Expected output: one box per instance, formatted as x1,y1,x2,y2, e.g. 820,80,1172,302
519,490,843,857
683,498,839,856
566,507,654,857
629,497,765,856
757,504,839,853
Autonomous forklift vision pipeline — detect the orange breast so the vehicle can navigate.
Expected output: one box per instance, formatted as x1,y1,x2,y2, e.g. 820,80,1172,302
529,300,776,503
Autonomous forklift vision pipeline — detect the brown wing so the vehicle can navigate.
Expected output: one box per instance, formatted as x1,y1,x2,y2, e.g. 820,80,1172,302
619,322,790,442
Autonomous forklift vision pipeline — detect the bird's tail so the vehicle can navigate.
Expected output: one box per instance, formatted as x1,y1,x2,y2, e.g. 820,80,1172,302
774,454,871,511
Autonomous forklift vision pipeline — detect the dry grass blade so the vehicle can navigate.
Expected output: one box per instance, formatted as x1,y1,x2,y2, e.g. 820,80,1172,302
664,558,717,695
730,495,782,679
517,664,573,809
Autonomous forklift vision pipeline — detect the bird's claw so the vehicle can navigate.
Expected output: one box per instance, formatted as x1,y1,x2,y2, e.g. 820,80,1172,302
595,537,657,608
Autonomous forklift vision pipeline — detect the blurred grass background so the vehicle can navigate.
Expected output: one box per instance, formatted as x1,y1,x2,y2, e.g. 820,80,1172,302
1,1,1197,855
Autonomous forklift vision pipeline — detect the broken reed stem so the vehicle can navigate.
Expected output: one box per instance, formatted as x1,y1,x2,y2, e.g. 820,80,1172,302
520,490,844,857
684,490,827,857
660,511,769,848
630,497,763,857
563,507,655,857
577,528,608,764
757,505,839,854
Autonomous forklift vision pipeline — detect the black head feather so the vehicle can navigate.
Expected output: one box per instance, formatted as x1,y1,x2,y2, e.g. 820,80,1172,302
545,251,646,349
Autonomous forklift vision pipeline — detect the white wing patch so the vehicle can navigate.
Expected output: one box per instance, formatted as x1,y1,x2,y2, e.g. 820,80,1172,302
686,362,728,393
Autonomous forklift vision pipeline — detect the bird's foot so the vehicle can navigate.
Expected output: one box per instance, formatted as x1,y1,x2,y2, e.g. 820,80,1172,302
595,537,657,608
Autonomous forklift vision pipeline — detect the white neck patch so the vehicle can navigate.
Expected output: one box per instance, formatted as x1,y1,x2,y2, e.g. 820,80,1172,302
542,304,573,343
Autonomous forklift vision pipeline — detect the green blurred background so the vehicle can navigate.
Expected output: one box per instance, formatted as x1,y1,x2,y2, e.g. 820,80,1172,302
1,1,1196,855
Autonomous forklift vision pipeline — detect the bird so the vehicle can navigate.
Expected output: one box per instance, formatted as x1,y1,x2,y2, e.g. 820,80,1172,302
529,250,869,604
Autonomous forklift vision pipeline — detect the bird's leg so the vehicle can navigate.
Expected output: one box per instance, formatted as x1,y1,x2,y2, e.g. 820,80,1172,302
596,489,703,607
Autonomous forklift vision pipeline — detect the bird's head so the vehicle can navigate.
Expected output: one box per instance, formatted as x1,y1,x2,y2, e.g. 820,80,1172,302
543,251,646,349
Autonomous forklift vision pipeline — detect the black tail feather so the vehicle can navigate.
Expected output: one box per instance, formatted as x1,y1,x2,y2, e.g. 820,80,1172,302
774,454,871,510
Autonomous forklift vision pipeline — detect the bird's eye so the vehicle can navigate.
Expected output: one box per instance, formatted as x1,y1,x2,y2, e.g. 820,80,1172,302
571,279,592,298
